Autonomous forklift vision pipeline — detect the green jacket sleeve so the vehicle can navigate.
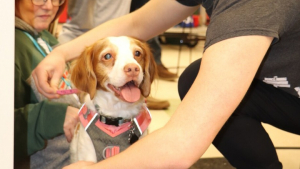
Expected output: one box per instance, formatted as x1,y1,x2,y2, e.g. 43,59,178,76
14,61,68,162
14,101,68,161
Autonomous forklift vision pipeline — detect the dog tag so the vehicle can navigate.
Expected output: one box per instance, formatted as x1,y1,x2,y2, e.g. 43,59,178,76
128,118,142,145
129,133,139,145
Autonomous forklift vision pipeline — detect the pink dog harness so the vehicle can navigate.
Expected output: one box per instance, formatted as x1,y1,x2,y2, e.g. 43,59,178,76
78,104,151,161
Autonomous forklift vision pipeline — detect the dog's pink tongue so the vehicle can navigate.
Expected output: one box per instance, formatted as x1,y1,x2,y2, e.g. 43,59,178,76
120,83,141,103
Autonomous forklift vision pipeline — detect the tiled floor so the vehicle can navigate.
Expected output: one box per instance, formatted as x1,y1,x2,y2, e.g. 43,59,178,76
148,26,300,169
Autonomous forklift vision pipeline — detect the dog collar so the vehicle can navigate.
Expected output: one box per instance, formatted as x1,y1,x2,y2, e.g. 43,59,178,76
93,104,132,126
99,115,131,127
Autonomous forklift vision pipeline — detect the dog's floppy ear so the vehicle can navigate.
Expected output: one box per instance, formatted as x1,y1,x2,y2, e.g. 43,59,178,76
140,42,157,97
70,45,97,99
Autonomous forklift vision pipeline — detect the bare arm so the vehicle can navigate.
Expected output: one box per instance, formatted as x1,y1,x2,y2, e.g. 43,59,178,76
32,0,198,98
64,36,273,169
62,0,198,61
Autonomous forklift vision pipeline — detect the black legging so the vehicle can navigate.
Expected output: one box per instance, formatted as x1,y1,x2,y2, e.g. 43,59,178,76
178,58,300,169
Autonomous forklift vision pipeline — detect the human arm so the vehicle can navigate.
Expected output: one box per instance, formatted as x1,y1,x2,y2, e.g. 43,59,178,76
63,35,273,169
32,0,199,99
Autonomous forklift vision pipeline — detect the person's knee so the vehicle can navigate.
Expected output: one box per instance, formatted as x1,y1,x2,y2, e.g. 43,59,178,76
178,75,186,100
178,59,201,100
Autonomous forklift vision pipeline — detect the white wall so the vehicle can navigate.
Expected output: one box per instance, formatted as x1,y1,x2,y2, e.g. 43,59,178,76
0,1,14,168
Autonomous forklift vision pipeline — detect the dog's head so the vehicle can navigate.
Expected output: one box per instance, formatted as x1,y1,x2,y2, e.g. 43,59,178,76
70,36,157,103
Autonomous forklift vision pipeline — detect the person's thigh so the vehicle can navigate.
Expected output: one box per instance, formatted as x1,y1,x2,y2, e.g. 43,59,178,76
218,79,300,168
235,79,300,134
213,79,300,169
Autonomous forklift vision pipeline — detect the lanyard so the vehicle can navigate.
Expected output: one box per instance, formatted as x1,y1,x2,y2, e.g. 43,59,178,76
23,31,52,57
23,31,76,93
23,31,71,84
22,30,80,106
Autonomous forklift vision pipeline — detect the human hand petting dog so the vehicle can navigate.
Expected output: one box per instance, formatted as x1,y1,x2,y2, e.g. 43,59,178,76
64,106,79,142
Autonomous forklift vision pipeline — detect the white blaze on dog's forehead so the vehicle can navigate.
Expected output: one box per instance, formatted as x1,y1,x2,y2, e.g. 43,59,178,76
108,36,130,52
108,37,140,65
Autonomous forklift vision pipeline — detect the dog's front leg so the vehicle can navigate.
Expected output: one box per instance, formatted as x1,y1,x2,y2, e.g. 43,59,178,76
70,123,97,163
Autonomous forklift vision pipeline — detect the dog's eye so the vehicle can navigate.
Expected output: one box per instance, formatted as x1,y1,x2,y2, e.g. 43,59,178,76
134,51,141,57
104,53,112,60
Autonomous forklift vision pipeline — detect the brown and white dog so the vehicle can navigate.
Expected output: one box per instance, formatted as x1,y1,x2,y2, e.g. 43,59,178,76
70,36,156,163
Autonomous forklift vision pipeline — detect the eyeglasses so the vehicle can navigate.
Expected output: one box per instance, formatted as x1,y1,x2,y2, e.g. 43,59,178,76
32,0,65,7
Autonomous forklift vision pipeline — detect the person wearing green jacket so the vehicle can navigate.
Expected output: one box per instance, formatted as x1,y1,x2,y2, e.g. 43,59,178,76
14,0,79,168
